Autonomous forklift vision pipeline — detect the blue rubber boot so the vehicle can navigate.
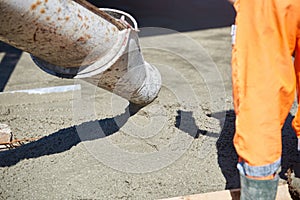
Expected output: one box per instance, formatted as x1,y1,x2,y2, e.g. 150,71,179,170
240,173,279,200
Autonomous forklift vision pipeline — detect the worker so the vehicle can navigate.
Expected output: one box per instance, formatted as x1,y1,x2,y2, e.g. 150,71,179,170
229,0,300,199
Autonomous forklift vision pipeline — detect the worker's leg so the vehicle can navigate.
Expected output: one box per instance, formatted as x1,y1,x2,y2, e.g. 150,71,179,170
293,37,300,152
232,0,300,199
292,32,300,194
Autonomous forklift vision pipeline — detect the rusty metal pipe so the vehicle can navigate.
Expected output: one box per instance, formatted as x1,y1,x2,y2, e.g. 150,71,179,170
0,0,122,67
0,0,161,105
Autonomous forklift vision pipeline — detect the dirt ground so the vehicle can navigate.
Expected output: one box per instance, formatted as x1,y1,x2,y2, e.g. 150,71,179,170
0,2,299,200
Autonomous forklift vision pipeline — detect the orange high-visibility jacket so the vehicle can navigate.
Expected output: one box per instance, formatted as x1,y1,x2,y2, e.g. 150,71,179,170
232,0,300,175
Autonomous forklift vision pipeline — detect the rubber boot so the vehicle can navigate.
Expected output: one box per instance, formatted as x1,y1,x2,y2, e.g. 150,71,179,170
240,173,279,200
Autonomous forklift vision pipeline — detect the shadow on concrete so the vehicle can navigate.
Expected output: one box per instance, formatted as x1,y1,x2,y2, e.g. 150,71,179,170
280,114,300,180
1,105,298,189
216,110,240,190
0,103,143,167
0,107,216,167
175,110,206,138
174,110,220,139
89,0,236,32
0,42,22,92
216,110,299,190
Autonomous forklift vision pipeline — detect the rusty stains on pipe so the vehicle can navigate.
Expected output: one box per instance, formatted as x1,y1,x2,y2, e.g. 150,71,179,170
72,0,127,31
0,0,122,67
0,2,162,105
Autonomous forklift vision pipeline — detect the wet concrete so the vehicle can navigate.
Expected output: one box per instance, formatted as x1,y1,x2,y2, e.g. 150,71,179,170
0,27,233,199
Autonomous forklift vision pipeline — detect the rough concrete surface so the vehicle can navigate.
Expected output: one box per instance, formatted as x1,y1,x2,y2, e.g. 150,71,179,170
0,2,299,200
0,27,231,200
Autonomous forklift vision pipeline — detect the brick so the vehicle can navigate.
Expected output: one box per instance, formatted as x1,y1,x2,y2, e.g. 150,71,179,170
0,124,12,144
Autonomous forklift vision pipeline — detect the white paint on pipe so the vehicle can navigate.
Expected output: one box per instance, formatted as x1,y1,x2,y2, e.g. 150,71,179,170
0,85,81,95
